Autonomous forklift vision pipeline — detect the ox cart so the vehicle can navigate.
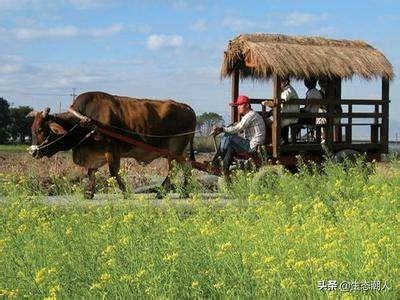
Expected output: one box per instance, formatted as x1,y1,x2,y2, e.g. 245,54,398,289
220,33,393,169
70,33,393,176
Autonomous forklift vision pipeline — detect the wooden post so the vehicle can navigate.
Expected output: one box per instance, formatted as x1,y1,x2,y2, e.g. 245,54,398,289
333,78,342,142
231,69,239,123
325,79,334,150
371,104,379,143
272,74,281,158
381,77,389,154
346,105,352,143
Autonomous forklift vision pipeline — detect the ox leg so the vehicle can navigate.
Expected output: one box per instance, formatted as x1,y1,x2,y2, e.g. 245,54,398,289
107,154,127,195
156,159,174,199
181,161,191,198
161,159,174,190
85,168,97,199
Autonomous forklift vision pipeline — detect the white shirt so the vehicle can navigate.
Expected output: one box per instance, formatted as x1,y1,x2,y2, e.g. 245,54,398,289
281,84,299,127
223,110,265,151
304,88,322,113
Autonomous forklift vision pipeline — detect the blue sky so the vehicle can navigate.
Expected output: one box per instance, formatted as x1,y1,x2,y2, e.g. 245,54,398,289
1,0,399,135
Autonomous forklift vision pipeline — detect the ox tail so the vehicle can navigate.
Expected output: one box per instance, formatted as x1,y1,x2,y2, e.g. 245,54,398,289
189,134,195,161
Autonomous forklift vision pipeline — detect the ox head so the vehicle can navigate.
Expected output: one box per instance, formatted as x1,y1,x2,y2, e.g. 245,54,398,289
27,108,68,158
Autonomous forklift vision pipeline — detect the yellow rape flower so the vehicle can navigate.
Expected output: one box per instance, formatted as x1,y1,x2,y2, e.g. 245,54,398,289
213,282,224,289
48,284,61,299
18,209,29,220
0,289,18,298
100,273,111,283
200,220,216,236
292,204,303,213
219,241,232,252
102,245,114,256
123,212,134,224
191,281,199,288
264,256,275,264
105,258,116,268
163,252,178,262
136,269,146,279
17,224,27,234
65,227,72,236
119,236,130,246
34,267,55,285
280,277,295,289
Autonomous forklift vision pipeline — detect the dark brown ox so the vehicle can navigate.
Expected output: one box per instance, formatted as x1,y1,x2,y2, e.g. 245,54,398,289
27,91,196,198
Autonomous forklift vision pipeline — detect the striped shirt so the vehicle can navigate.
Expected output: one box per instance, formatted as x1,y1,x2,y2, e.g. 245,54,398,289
223,110,265,151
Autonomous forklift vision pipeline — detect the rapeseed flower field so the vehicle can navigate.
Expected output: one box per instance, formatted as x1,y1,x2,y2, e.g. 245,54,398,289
0,158,399,298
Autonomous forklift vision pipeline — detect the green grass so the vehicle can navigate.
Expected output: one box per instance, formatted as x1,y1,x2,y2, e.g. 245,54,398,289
0,144,27,153
0,159,399,298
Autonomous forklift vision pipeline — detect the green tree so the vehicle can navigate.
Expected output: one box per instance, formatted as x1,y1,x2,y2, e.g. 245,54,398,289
9,106,33,143
196,112,224,136
0,98,11,143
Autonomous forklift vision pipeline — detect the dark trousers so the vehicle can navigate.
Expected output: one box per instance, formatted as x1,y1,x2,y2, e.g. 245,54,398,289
215,133,253,172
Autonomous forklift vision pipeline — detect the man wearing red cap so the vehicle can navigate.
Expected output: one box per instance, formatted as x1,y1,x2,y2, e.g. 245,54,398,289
211,95,266,175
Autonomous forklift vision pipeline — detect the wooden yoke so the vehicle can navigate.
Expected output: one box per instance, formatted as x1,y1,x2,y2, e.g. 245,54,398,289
272,75,281,158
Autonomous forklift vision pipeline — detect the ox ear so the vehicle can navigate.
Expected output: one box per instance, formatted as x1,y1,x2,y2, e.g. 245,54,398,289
49,122,68,135
26,110,39,118
42,107,50,118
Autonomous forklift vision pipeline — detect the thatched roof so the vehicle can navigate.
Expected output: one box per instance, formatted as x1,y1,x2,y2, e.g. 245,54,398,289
221,33,393,80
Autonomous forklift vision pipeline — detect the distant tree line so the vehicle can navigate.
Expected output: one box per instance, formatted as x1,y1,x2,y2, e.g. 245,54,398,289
0,97,225,144
0,97,33,144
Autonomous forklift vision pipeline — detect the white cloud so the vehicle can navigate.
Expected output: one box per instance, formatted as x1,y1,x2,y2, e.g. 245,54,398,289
147,34,183,50
0,55,24,74
0,0,43,10
221,17,255,31
10,23,123,40
171,0,206,11
67,0,118,9
283,12,328,27
190,19,207,31
86,23,123,37
14,26,78,40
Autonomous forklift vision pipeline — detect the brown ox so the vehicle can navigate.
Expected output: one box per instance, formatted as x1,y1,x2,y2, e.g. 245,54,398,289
27,91,196,198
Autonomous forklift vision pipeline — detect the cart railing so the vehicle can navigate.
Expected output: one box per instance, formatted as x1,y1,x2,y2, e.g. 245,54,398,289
248,98,389,156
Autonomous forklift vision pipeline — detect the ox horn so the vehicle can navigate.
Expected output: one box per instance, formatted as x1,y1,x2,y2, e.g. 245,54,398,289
26,110,39,118
41,107,50,118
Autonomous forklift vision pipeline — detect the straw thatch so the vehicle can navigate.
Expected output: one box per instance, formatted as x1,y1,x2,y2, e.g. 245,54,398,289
221,33,393,80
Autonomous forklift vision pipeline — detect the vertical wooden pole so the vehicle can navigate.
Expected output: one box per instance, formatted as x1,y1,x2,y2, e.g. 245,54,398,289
346,105,352,143
325,79,334,150
231,69,239,123
381,77,389,154
272,74,281,158
371,104,379,143
334,78,342,142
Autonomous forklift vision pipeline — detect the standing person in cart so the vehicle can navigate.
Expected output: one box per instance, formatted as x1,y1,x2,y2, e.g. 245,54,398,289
210,95,266,176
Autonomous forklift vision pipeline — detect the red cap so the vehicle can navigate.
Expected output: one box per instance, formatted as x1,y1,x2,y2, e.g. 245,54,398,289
232,95,250,106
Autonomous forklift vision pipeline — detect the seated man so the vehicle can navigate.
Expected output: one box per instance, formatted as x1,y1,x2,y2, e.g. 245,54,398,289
261,77,299,143
211,95,266,175
303,77,322,114
299,77,323,140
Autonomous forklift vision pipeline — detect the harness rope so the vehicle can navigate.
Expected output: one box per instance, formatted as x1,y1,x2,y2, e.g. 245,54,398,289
36,122,80,151
36,123,96,152
67,107,198,138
